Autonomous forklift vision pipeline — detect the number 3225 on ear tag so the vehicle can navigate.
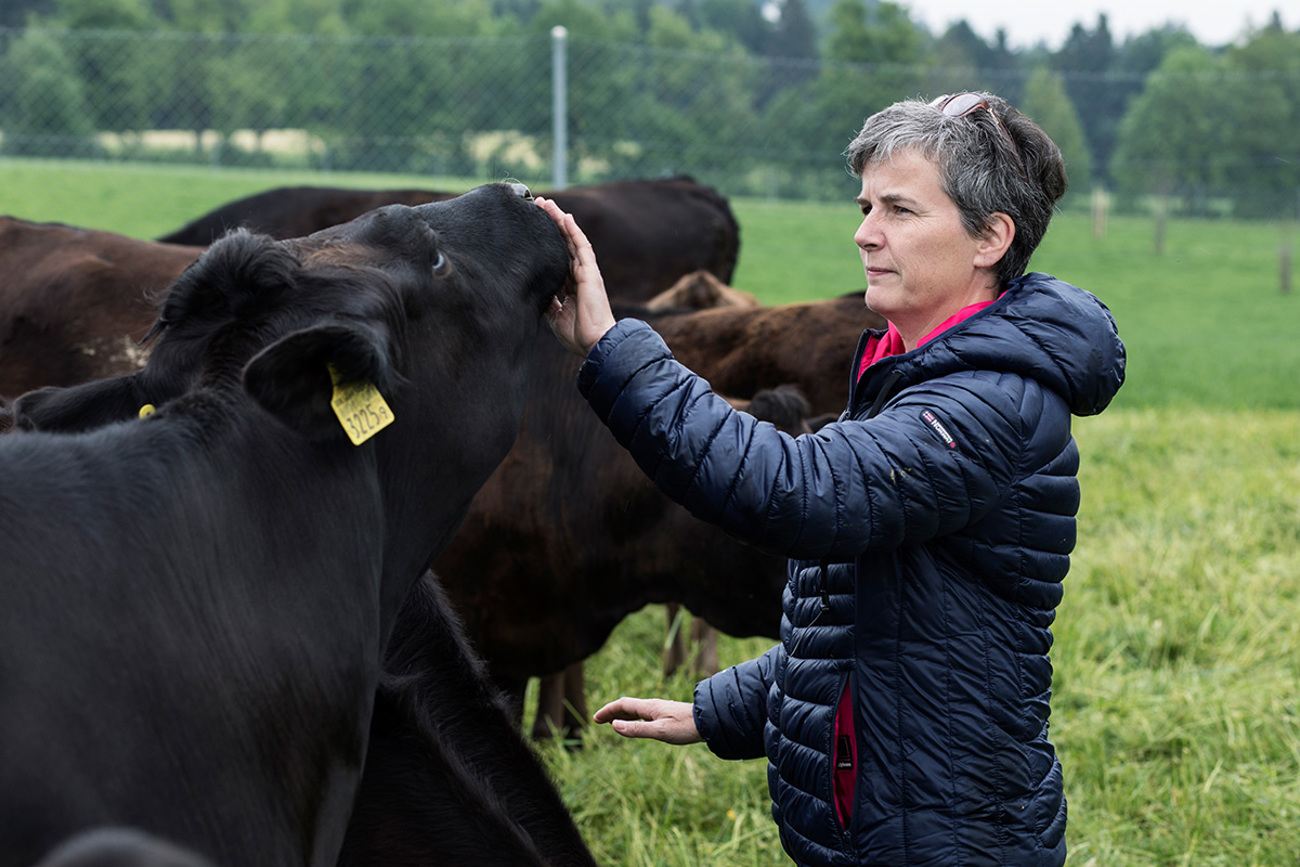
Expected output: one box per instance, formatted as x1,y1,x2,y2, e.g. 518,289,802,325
328,365,395,446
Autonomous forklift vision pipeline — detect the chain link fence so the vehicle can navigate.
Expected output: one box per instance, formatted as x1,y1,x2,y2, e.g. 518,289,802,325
1,26,1298,217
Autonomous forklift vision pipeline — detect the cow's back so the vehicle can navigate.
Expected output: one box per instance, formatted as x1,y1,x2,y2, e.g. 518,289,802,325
156,187,456,246
551,177,740,302
0,218,202,396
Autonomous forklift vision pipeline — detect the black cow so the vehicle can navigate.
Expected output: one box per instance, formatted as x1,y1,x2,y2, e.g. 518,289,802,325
156,177,740,303
0,183,576,867
337,571,595,867
31,828,214,867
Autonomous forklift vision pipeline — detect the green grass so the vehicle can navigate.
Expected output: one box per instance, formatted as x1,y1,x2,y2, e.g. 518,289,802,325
545,409,1300,866
0,157,481,240
4,159,1298,865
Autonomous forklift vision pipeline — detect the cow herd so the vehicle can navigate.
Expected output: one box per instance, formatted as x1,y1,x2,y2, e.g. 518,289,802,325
0,176,882,865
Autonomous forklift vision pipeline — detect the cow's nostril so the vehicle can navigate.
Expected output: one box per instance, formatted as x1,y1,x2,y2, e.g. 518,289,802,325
507,183,532,201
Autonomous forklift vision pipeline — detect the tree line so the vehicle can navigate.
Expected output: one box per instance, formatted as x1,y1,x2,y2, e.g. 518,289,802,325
1,0,1297,217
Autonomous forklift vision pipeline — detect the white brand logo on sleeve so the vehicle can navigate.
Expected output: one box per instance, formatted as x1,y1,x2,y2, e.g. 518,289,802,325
920,410,957,449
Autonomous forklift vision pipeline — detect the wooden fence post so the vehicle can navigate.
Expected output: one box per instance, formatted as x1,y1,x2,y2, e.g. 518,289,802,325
1091,187,1108,239
1153,198,1167,256
1281,239,1293,296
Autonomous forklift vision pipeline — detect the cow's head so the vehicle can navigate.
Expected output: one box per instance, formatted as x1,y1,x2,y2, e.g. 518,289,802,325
13,183,570,444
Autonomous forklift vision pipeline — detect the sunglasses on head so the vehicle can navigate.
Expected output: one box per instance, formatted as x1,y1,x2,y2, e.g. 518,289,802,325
930,92,1028,180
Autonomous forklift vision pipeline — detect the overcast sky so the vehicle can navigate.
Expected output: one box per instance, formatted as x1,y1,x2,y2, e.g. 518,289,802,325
901,0,1290,49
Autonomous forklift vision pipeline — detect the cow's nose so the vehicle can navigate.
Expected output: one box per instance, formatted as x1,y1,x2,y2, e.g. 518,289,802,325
507,183,533,201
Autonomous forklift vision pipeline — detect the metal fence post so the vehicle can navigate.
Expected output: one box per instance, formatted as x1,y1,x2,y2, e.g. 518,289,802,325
551,25,568,190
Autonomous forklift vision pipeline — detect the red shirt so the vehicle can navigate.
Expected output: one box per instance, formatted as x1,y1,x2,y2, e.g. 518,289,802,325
857,299,998,381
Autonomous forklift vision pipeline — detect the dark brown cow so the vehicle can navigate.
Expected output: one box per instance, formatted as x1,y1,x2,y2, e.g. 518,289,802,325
156,177,741,303
434,294,885,738
0,218,203,397
661,290,882,415
156,186,456,246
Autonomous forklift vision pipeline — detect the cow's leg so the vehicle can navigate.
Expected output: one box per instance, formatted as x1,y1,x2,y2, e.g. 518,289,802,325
561,662,588,739
690,618,720,676
665,605,719,678
663,603,689,676
532,662,587,743
531,672,566,740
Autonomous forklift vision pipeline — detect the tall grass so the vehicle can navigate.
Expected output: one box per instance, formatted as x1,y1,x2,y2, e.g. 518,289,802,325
3,159,1297,864
544,409,1300,866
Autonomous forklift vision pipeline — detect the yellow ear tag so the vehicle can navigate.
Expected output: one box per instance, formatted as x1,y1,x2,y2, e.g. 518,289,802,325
138,404,156,418
327,364,395,446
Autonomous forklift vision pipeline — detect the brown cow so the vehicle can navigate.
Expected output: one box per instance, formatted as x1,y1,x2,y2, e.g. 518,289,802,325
434,294,885,739
644,269,761,312
535,270,763,736
527,382,816,742
0,217,203,397
156,177,740,304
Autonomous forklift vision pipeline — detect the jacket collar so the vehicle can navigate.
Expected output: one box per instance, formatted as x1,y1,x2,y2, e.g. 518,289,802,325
849,273,1125,417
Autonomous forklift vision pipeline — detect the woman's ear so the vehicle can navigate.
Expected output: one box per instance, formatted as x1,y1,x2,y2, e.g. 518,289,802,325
974,212,1016,268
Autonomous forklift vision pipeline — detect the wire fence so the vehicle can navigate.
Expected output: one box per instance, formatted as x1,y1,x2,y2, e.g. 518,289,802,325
2,26,1298,218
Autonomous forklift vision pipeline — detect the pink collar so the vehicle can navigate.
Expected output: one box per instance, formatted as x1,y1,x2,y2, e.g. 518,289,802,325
858,298,997,380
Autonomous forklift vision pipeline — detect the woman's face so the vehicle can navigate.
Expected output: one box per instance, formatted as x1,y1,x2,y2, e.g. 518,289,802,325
854,150,1006,348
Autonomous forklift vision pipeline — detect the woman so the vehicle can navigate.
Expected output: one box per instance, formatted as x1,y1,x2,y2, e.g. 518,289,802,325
538,92,1125,866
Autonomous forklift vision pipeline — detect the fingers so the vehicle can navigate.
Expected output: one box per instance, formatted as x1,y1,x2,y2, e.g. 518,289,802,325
592,696,647,724
535,196,615,356
592,697,703,745
536,197,596,265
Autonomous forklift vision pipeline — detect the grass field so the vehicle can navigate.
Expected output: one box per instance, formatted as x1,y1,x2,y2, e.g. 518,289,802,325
3,159,1298,865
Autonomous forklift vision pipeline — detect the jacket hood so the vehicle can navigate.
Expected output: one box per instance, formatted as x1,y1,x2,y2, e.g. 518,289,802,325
858,272,1126,417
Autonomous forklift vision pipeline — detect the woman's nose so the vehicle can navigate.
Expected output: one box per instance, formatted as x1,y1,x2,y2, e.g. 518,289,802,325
854,217,878,250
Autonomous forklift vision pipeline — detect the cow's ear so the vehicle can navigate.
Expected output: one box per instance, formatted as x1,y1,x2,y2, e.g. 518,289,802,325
242,322,398,441
159,231,298,329
11,374,149,433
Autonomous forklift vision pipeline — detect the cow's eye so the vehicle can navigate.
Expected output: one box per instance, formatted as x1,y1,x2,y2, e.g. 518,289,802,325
432,250,450,276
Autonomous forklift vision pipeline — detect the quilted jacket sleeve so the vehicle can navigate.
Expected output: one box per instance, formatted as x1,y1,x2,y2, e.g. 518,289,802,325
693,645,782,760
578,319,1027,563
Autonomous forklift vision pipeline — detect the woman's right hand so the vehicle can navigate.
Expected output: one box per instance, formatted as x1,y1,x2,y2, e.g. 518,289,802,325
535,196,617,357
593,696,703,745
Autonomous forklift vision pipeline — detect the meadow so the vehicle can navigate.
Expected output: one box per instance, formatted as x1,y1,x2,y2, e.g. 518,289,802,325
3,159,1298,865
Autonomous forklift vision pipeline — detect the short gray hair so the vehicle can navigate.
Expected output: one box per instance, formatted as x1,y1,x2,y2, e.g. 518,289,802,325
845,93,1068,287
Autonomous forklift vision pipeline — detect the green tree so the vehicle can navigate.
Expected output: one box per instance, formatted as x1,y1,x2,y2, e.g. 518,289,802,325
823,0,921,67
1052,13,1123,183
1111,46,1245,214
53,0,160,135
688,0,766,55
1221,21,1300,217
785,0,923,173
820,0,925,113
765,0,817,60
643,4,758,178
1019,66,1092,195
0,0,56,28
927,21,1023,103
0,27,98,157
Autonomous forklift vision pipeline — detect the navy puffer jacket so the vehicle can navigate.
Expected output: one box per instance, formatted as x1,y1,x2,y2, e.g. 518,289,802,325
576,273,1125,867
